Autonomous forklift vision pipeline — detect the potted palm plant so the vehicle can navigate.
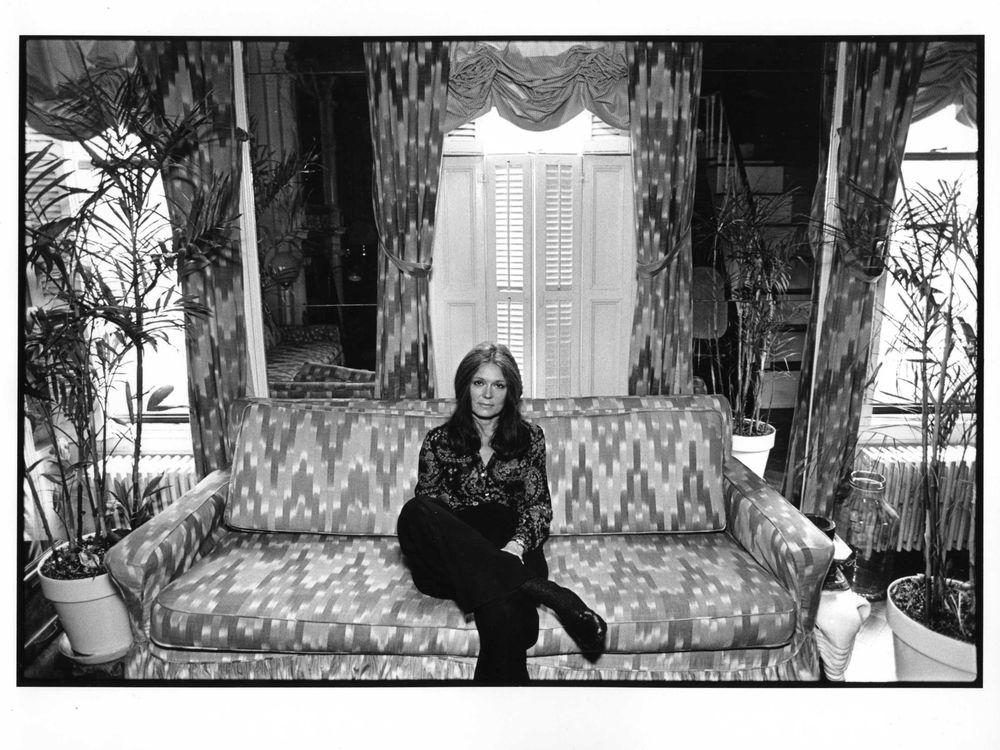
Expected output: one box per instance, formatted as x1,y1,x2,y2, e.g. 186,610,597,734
878,179,977,681
23,57,235,660
710,184,801,476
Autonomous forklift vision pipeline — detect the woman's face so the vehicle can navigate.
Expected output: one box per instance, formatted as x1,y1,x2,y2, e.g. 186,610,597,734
469,362,507,420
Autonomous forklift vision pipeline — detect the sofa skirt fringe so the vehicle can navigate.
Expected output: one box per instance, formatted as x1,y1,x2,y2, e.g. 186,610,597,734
124,634,819,682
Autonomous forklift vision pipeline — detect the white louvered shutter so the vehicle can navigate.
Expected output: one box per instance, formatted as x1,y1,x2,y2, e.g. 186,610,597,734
487,155,533,390
580,154,637,395
535,157,581,397
429,156,489,397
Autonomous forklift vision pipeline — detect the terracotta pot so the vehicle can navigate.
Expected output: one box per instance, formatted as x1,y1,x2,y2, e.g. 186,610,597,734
37,550,133,661
886,576,976,682
731,421,775,478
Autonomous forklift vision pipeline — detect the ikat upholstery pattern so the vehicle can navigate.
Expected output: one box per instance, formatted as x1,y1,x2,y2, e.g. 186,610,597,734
106,469,232,641
148,533,794,655
784,42,926,516
365,42,451,399
107,395,833,680
293,363,376,384
224,396,729,536
136,41,247,477
128,640,820,681
627,42,702,396
279,363,376,399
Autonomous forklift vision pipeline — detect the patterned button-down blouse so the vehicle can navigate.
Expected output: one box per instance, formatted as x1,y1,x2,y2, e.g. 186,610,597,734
414,422,554,551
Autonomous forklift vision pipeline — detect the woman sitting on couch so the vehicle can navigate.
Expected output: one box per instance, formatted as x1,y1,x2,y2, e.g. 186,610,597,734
396,342,607,684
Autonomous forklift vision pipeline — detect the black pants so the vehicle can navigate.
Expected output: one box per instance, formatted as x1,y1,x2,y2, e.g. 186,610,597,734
396,495,547,684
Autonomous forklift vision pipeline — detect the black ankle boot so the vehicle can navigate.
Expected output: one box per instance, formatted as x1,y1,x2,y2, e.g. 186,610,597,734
520,577,607,653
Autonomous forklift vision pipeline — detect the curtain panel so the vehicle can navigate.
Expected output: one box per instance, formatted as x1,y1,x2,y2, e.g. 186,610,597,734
783,42,926,517
365,42,451,399
444,41,629,133
136,41,248,477
626,41,703,396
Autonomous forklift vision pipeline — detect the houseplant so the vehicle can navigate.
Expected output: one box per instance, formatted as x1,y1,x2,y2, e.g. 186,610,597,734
23,57,235,658
877,178,977,680
709,183,801,476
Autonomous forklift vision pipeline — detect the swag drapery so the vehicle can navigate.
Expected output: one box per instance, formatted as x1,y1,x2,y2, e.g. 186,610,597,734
368,40,702,398
24,39,247,478
783,42,927,517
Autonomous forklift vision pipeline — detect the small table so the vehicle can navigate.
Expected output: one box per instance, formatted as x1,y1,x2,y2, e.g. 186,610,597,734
814,535,872,681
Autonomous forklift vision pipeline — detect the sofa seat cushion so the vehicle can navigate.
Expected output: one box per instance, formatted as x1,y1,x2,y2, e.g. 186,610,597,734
151,531,795,656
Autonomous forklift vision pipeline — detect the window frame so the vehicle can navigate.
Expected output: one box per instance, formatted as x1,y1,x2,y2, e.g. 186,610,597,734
859,105,979,443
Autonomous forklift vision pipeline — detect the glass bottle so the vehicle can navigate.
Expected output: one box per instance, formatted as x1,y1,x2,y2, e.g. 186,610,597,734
837,470,898,601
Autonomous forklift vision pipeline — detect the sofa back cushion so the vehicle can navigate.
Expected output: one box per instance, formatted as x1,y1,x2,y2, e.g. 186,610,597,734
225,396,731,536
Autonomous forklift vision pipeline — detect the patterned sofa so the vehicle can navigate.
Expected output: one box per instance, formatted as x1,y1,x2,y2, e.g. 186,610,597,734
105,395,834,681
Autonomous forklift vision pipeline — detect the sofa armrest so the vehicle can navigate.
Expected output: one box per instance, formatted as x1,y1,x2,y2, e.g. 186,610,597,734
723,457,834,634
105,468,231,642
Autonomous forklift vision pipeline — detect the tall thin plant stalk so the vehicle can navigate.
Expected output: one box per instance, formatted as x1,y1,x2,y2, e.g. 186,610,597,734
24,53,237,577
711,183,801,435
881,178,977,637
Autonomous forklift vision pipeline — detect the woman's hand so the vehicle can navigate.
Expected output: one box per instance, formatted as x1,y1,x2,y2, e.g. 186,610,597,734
501,540,525,562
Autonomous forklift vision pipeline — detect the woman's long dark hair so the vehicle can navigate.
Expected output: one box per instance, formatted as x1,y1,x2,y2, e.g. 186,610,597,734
447,342,531,458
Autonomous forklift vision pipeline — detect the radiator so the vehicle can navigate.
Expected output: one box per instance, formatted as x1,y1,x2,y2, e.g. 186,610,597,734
855,445,976,552
104,454,198,524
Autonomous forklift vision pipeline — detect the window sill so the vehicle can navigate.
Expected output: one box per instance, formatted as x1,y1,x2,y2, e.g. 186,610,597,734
107,420,193,456
858,410,976,447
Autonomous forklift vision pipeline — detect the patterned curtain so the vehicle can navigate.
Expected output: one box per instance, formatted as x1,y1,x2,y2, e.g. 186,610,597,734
626,42,702,396
783,42,926,516
136,41,247,477
364,42,451,399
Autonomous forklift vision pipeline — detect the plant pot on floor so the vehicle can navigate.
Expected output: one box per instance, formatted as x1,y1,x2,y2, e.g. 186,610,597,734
731,421,776,478
37,552,133,662
886,576,976,682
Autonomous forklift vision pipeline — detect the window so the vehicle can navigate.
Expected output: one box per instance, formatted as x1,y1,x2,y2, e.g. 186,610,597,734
431,109,636,397
25,125,192,452
868,104,978,414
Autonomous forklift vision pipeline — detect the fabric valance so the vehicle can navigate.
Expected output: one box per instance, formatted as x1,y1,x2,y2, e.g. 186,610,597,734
444,41,630,133
25,39,138,140
912,41,977,127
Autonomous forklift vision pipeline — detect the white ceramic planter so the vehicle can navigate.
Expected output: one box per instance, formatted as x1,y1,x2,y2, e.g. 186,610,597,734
886,576,976,682
731,421,776,478
37,555,133,661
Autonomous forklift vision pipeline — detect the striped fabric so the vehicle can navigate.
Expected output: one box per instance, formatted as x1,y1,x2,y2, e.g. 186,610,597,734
365,42,451,399
626,42,702,396
784,42,926,517
136,41,247,477
224,396,730,536
149,532,794,656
